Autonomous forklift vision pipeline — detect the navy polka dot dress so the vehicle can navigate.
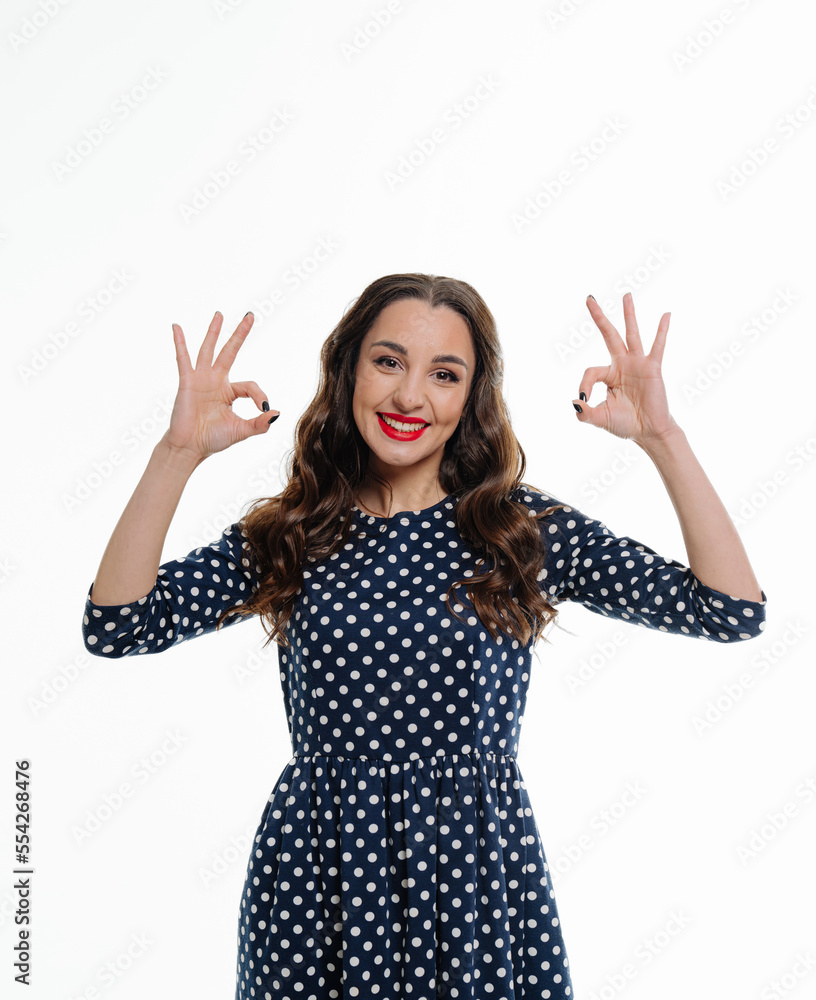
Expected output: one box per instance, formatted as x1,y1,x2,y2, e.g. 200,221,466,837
82,484,767,998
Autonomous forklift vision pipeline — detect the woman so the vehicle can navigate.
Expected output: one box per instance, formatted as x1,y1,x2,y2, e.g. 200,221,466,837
82,273,767,999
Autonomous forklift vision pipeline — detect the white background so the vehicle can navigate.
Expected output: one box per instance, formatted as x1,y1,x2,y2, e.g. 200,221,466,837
2,0,815,997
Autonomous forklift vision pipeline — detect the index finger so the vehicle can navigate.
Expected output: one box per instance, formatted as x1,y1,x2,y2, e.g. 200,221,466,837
212,311,256,372
586,295,627,356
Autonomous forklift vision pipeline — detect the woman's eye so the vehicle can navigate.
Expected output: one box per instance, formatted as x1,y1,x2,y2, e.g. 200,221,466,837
373,357,459,383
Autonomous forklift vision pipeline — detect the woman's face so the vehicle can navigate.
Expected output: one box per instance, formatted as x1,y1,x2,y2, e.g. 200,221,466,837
352,298,476,484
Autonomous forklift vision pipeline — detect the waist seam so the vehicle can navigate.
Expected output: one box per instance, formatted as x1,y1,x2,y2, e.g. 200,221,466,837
291,750,517,763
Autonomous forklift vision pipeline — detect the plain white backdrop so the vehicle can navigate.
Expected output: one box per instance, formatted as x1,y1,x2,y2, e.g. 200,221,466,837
2,0,815,997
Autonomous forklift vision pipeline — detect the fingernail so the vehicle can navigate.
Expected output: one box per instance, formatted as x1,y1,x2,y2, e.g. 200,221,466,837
268,413,279,424
587,294,595,301
262,400,269,412
573,402,583,413
245,311,253,319
579,392,586,402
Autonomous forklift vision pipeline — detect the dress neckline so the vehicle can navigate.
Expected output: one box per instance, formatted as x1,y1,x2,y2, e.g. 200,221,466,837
352,492,456,524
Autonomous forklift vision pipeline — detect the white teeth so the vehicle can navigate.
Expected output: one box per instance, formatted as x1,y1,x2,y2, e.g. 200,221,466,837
380,414,428,432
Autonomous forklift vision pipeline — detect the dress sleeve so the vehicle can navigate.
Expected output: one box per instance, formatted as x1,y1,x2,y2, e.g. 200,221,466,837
519,486,767,642
81,520,261,658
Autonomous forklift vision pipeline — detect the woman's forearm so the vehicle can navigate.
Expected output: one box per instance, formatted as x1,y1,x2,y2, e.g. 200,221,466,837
637,424,764,602
88,437,205,606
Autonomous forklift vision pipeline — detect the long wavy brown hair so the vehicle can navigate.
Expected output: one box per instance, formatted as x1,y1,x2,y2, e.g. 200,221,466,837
216,273,568,650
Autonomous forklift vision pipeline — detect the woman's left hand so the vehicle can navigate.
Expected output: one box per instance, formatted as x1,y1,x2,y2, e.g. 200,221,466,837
574,292,680,446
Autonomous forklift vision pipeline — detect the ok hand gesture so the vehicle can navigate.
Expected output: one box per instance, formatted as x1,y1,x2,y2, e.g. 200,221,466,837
162,311,279,464
573,292,679,446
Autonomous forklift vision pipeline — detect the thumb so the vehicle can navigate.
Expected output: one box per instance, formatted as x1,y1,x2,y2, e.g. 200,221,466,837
572,390,588,418
572,391,604,428
254,408,280,435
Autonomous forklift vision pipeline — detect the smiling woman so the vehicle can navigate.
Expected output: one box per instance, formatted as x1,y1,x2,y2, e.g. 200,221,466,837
82,271,766,1000
351,297,476,515
223,273,572,649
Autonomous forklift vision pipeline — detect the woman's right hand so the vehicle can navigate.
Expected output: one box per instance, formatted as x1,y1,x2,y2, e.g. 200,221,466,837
161,310,278,463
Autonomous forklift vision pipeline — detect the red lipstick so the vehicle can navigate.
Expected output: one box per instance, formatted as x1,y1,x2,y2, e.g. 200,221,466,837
377,412,429,441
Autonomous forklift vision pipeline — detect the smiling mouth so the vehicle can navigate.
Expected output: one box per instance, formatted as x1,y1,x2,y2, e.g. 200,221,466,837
377,412,431,431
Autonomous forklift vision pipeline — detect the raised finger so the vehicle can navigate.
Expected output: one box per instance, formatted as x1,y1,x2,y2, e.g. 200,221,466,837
213,312,256,373
195,310,225,370
586,296,627,356
171,322,194,377
622,292,644,355
648,311,671,367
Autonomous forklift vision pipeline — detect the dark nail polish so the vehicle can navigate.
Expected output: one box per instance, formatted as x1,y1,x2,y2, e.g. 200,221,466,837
573,402,582,413
587,294,595,301
268,414,279,424
579,392,586,402
262,400,269,412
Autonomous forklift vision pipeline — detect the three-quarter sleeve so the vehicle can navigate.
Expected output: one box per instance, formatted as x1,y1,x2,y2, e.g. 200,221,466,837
82,520,261,658
518,486,767,642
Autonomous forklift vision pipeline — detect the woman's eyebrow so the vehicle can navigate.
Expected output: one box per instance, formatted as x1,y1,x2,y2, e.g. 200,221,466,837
369,339,469,371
